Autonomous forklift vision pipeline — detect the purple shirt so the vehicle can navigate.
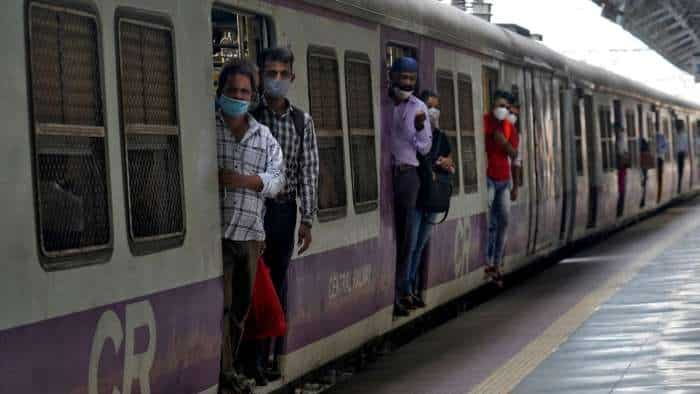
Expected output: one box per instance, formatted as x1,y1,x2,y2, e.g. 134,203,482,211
390,95,432,167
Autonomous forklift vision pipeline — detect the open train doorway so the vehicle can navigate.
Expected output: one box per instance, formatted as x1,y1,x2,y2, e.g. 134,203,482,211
583,94,597,228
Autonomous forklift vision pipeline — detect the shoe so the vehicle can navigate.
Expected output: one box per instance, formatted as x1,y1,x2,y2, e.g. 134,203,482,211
411,295,426,308
400,296,417,310
249,367,268,387
264,366,282,381
393,303,410,317
221,368,255,393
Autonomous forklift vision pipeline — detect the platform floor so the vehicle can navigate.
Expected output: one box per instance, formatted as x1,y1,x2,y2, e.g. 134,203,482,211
329,198,700,394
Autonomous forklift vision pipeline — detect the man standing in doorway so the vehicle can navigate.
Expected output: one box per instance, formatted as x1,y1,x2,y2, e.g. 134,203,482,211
253,47,319,379
389,57,432,316
483,91,518,287
217,59,285,392
676,121,689,194
614,122,629,217
656,127,668,203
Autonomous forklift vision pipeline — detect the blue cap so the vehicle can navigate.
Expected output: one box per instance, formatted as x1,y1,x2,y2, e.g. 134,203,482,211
391,57,418,73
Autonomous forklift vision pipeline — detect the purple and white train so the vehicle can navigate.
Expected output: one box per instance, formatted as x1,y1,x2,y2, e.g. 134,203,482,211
3,0,700,393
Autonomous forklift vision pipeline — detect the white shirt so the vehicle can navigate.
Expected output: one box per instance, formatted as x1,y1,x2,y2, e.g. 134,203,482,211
217,113,285,241
616,131,628,155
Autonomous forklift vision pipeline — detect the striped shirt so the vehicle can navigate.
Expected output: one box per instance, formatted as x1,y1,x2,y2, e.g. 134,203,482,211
217,113,285,241
255,98,319,226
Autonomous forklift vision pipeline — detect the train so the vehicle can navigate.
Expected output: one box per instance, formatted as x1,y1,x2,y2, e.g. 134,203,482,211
3,0,700,393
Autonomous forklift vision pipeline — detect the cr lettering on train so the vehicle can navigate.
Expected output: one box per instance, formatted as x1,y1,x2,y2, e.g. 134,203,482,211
88,300,157,394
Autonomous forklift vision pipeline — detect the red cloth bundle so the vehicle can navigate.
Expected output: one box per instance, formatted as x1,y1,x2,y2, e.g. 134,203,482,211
243,257,287,340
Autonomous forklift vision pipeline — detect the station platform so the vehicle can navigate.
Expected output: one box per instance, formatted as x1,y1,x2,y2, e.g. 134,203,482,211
329,197,700,394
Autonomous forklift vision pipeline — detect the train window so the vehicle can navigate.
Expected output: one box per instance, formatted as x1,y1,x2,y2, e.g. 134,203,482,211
436,71,460,195
385,44,417,74
625,110,639,168
573,102,584,176
458,74,478,194
345,52,378,213
598,107,614,172
308,46,347,221
27,2,111,263
212,7,271,91
481,67,499,112
116,17,185,251
662,118,672,161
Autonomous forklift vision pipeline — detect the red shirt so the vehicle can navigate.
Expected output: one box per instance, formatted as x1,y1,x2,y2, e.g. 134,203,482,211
484,113,518,181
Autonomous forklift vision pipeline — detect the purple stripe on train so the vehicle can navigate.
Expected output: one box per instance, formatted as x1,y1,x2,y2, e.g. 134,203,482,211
0,279,221,393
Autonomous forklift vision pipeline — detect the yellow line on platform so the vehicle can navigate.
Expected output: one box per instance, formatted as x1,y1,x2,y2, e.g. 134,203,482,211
469,211,700,394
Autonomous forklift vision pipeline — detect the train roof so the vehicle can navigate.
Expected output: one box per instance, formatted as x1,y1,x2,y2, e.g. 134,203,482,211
305,0,700,112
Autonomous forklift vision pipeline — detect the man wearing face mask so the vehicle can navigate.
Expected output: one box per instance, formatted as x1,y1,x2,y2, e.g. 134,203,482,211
483,91,518,287
388,57,432,316
216,59,285,392
251,47,319,379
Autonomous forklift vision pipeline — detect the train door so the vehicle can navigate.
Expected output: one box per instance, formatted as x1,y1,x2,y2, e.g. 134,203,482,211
557,80,576,242
554,78,569,242
572,92,588,236
583,94,598,228
524,69,538,255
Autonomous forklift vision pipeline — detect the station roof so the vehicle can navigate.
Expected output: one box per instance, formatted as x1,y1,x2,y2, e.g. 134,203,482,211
593,0,700,81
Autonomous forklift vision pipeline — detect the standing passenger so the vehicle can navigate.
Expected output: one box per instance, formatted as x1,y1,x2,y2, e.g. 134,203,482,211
614,122,628,217
389,57,432,316
252,47,319,380
405,90,455,308
483,91,518,286
656,128,668,203
675,121,688,194
640,137,650,208
217,60,285,392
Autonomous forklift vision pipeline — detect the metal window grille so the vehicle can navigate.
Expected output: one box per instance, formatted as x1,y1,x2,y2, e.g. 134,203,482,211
308,47,347,220
437,72,459,195
118,19,184,243
458,75,478,194
345,53,378,213
29,3,111,259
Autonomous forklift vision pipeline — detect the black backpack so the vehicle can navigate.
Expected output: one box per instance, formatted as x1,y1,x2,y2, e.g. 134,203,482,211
417,131,453,224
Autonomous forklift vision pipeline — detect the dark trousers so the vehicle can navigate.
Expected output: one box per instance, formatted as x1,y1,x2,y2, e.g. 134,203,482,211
221,239,262,375
657,158,664,203
677,152,686,194
393,166,420,300
261,199,297,363
640,168,648,208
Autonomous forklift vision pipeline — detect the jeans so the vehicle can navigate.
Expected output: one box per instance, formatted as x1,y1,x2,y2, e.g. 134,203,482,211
393,166,420,299
677,152,686,194
404,209,439,295
486,177,511,266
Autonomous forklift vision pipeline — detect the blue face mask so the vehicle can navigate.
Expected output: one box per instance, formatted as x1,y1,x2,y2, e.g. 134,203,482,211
217,95,249,118
264,78,291,98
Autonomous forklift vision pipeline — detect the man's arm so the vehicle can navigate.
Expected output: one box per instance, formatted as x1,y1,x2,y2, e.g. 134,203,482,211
219,170,263,191
260,134,286,199
413,103,432,155
298,115,319,228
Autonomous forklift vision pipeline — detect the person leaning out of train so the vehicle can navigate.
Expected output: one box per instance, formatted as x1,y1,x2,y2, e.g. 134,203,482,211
483,91,518,286
507,104,522,202
655,127,668,203
614,122,629,217
675,121,689,194
251,46,320,382
388,56,432,316
216,59,285,392
404,90,455,309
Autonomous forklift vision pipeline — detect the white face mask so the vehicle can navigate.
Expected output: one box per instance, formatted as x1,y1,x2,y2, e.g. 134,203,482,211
395,88,413,101
507,113,518,125
428,107,440,128
493,107,509,121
